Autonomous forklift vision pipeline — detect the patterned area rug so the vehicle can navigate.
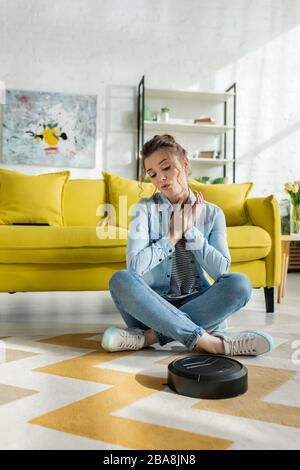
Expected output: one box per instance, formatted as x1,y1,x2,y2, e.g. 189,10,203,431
1,323,300,450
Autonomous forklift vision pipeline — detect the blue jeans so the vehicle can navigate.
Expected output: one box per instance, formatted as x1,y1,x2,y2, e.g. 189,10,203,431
109,270,252,351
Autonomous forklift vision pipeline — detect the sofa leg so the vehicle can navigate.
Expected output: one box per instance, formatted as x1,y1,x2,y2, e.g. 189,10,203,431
264,287,274,313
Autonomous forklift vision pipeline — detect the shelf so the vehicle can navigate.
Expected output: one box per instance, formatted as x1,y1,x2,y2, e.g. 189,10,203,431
137,76,236,182
190,158,234,165
145,88,235,102
144,121,234,135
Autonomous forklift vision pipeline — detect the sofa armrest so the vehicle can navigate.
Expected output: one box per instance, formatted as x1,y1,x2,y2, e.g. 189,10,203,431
245,195,281,286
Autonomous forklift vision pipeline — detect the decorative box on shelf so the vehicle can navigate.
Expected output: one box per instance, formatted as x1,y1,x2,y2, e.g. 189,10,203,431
198,150,219,159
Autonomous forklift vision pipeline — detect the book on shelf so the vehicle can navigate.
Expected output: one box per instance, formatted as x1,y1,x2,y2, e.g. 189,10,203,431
193,117,215,125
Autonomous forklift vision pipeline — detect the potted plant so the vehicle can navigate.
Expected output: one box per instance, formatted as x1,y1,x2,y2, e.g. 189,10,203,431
160,107,170,123
284,181,300,234
194,176,210,184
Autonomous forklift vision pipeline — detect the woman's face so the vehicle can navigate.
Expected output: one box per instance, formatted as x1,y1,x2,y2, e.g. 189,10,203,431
144,150,189,201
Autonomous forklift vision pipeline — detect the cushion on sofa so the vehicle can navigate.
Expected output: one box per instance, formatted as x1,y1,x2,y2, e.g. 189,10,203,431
0,225,128,264
227,225,271,262
103,172,253,228
102,171,157,229
0,168,70,226
0,222,271,265
63,179,107,226
188,180,253,226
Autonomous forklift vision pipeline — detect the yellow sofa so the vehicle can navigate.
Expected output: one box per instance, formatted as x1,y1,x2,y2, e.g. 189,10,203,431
0,173,281,313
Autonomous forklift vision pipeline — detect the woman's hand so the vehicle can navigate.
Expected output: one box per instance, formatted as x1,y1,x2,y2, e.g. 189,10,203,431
183,191,204,234
168,203,183,243
168,191,204,244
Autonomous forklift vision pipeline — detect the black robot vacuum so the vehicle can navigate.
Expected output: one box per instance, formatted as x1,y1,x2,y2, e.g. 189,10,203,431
168,355,248,399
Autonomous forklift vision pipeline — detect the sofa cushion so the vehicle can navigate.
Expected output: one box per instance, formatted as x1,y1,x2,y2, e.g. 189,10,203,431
227,225,271,262
102,171,157,229
63,179,106,226
188,180,253,226
0,225,128,264
0,168,70,226
103,172,253,228
0,223,271,265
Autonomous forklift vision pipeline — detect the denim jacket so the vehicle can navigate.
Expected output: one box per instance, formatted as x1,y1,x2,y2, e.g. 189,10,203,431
126,188,231,296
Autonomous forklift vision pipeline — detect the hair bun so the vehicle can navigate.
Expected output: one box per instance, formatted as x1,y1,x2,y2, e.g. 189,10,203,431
141,133,188,164
160,134,176,144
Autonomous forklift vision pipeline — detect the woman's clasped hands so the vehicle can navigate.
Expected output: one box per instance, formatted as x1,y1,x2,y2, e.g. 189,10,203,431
169,191,204,244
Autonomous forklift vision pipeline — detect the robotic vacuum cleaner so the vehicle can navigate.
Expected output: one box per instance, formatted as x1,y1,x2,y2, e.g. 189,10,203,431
168,355,248,399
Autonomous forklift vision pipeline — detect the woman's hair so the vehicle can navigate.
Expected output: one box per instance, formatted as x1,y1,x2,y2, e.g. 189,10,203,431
139,134,191,198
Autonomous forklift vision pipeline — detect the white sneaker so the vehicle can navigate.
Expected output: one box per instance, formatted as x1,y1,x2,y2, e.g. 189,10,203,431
101,326,146,352
214,330,274,356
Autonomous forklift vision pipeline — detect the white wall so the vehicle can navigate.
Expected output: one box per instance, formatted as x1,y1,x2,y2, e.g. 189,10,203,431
0,0,300,201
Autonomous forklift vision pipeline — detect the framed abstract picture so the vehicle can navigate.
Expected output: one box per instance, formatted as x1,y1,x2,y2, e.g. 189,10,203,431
1,89,97,168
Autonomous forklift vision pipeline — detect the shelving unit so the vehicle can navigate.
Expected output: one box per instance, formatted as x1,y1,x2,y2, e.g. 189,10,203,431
136,75,236,182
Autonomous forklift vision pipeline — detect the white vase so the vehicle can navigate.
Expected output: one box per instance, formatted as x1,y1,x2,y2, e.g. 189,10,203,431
291,203,300,234
160,112,169,123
